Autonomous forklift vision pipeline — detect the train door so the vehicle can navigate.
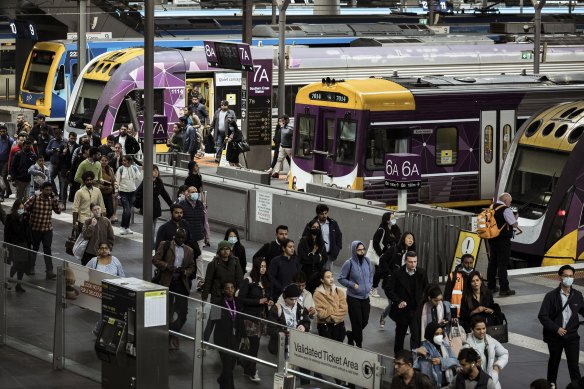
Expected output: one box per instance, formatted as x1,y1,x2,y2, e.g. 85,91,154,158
480,110,516,199
186,77,214,121
312,110,337,177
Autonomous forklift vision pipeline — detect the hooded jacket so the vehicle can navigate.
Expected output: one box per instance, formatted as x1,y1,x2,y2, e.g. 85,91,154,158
337,241,374,300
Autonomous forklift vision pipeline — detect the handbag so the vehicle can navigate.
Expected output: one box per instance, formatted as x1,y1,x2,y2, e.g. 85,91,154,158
365,228,384,266
487,318,508,343
448,323,466,355
65,228,78,256
238,139,251,153
72,233,89,261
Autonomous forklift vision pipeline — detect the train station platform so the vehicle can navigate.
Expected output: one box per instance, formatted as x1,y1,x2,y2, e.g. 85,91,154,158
0,160,583,389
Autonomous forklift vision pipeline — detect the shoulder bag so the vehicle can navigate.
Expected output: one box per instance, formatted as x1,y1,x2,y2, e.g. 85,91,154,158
486,312,508,343
366,228,384,266
237,138,251,153
72,231,89,261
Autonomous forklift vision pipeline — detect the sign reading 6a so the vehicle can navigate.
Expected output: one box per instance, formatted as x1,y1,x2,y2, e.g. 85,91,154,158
384,153,422,188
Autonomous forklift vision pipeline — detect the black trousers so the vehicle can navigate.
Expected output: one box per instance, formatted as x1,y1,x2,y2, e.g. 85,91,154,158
317,322,346,343
346,295,370,348
31,230,53,273
488,239,511,291
547,336,581,385
218,351,237,389
393,309,419,355
241,335,260,376
169,279,189,332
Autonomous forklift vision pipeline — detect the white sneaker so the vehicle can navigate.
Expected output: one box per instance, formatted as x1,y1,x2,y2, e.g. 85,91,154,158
120,228,133,235
264,168,272,173
246,370,261,383
369,288,380,298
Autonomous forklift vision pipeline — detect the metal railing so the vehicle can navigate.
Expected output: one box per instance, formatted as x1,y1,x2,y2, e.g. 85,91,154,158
0,241,393,389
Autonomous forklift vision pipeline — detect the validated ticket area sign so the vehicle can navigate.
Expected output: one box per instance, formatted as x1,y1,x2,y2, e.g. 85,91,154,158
289,330,378,388
384,153,422,189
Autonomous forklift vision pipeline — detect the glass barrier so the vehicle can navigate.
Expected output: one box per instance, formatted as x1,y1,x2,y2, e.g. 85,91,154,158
1,240,394,389
198,298,283,389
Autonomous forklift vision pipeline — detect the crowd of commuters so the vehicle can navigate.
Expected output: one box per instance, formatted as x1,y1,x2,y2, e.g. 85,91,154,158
1,111,582,388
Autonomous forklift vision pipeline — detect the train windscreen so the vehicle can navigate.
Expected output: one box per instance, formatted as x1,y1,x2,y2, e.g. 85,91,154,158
505,146,568,220
22,50,54,92
71,79,104,124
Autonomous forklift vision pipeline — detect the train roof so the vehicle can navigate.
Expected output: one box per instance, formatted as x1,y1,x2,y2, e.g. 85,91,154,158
383,73,584,91
297,78,416,112
518,100,584,152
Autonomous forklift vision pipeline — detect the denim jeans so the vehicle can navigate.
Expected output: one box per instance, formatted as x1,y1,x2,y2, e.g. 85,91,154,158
31,230,53,273
119,191,135,229
215,131,225,160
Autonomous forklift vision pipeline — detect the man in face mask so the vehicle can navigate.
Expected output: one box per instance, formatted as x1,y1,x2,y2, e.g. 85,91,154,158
538,264,584,388
152,228,195,350
444,253,475,319
155,204,200,258
178,186,209,285
0,124,14,200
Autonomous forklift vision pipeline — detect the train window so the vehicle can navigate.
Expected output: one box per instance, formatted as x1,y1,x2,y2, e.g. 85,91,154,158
483,125,493,164
502,124,512,161
365,127,399,171
87,62,97,73
101,64,111,74
525,119,542,137
95,63,104,73
542,123,555,137
568,126,584,144
545,187,574,251
554,124,569,138
560,107,577,118
336,119,357,165
435,127,458,166
72,79,104,120
506,146,568,220
108,64,120,77
294,115,315,159
568,108,584,119
72,63,79,85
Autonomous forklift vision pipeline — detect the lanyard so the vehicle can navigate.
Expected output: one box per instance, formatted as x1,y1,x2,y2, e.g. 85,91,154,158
225,298,237,321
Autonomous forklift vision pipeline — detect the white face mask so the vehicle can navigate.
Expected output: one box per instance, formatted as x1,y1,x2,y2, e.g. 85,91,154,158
562,277,574,287
390,218,397,226
228,236,238,245
433,335,444,345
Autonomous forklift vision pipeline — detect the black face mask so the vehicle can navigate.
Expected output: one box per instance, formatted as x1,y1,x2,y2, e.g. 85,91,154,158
311,228,319,234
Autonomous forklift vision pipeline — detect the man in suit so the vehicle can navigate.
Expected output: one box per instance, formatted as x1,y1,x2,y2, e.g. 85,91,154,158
152,228,195,350
209,100,236,162
538,264,584,387
388,250,428,355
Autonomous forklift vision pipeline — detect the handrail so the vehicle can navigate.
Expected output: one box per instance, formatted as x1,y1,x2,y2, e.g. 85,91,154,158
201,340,278,369
6,276,57,295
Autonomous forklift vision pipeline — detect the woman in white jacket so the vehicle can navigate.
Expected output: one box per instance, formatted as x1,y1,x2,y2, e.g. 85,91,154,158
463,315,509,389
115,155,142,235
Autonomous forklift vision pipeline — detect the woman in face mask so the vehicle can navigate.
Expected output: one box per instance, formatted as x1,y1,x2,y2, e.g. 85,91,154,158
414,322,459,387
370,212,401,298
224,227,246,275
2,199,32,292
297,220,327,294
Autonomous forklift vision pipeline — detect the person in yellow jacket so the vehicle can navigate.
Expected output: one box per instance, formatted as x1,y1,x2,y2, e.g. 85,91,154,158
444,254,475,318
